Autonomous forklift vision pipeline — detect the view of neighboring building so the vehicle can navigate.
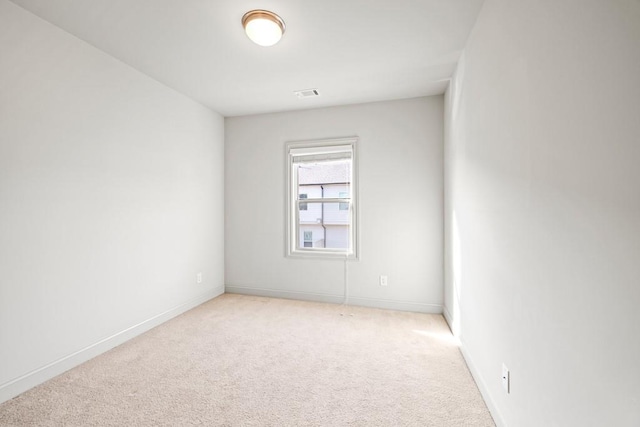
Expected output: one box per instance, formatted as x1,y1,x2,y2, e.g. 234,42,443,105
297,160,351,250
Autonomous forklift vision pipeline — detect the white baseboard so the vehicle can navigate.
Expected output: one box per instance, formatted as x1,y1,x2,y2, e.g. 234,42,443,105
458,340,506,427
0,286,224,404
347,296,442,313
225,286,443,314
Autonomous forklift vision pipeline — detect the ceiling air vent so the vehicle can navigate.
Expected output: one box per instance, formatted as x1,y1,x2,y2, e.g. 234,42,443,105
294,88,320,98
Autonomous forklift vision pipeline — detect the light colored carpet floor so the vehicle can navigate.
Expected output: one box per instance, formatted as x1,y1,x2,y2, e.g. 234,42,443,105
0,294,494,426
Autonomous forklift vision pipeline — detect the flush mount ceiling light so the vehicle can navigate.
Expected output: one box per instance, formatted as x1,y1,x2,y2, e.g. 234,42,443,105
242,10,285,47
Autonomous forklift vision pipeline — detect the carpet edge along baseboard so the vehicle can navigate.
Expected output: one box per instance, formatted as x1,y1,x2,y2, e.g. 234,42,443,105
0,286,224,404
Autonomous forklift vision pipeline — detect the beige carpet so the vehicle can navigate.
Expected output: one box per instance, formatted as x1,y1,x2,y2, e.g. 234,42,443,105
0,294,494,426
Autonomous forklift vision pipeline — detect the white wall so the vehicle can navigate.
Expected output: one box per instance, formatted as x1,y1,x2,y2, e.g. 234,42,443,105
226,97,443,313
445,0,640,425
0,1,224,403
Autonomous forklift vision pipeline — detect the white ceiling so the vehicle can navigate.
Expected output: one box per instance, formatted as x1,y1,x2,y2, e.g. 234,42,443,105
9,0,485,117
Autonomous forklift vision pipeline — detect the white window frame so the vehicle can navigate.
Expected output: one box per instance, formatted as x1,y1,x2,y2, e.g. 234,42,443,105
285,137,359,259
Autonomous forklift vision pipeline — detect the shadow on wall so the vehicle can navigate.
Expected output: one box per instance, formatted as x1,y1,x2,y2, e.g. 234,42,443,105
451,210,462,337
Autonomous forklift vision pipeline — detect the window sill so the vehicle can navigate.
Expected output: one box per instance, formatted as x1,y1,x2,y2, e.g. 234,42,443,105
287,249,358,260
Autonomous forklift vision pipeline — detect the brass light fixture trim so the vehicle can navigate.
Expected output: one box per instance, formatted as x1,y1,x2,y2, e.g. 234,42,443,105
242,10,286,47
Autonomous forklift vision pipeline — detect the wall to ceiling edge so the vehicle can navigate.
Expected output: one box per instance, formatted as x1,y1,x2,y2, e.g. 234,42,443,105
445,0,640,425
0,0,225,403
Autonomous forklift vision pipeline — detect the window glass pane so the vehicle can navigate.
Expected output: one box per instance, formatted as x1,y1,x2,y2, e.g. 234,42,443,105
298,202,349,250
299,193,307,210
297,160,350,200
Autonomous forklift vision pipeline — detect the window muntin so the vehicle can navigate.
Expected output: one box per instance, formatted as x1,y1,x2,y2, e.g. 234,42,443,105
286,138,358,258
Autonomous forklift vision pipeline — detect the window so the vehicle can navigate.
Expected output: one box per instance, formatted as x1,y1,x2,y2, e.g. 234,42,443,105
286,137,358,258
299,193,308,210
303,231,313,247
339,192,349,210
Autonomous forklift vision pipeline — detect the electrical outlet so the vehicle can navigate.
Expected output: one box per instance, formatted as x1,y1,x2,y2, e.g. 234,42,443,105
379,275,388,286
502,363,510,393
196,272,202,284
